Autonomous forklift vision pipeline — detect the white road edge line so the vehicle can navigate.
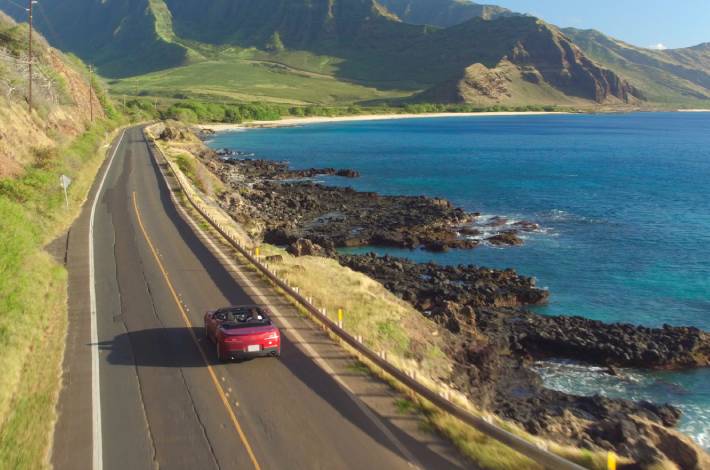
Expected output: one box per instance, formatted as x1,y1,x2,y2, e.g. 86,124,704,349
156,147,422,469
89,129,126,470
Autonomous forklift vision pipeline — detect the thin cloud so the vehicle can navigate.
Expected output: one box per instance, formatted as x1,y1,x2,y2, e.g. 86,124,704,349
648,43,667,50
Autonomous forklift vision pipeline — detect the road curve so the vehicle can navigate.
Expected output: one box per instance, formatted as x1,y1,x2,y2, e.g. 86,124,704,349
51,126,471,470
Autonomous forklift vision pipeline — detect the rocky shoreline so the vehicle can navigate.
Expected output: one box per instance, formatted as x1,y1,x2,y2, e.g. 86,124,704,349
207,150,541,251
182,125,710,468
336,253,710,465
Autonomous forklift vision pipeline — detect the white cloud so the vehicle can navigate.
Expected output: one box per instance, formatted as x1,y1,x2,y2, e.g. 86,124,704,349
648,43,667,50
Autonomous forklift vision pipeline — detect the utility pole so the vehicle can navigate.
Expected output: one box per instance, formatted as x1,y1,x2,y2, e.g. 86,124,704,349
27,0,37,112
88,64,94,121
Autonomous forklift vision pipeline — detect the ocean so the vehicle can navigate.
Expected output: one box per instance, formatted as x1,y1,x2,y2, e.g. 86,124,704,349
208,112,710,448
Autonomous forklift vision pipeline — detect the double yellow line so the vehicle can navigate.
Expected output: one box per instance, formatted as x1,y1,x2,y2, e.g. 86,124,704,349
132,192,261,470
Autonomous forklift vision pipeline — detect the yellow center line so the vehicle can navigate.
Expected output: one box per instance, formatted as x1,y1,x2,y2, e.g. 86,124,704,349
132,191,261,470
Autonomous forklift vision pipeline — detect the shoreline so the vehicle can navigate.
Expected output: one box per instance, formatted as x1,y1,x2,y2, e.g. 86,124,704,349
197,111,570,131
154,121,710,463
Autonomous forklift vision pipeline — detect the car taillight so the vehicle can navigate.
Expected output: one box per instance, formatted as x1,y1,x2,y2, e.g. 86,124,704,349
265,332,279,340
224,336,241,343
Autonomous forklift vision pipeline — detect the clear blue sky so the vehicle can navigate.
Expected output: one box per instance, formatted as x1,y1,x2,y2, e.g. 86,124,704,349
492,0,710,49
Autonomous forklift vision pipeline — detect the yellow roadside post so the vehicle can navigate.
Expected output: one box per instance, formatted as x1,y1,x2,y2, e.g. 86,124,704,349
337,308,343,328
607,452,617,470
255,246,260,258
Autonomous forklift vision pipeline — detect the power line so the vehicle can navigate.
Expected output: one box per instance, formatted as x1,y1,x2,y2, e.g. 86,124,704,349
27,0,36,112
2,0,25,10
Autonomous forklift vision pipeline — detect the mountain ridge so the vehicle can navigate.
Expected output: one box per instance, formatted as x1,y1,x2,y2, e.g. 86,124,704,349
1,0,704,107
378,0,515,27
563,27,710,103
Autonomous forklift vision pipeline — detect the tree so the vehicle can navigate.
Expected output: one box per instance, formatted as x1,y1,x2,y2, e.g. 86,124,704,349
266,32,285,52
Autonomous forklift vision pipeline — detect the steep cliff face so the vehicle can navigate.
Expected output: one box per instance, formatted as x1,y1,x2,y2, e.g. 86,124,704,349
508,23,640,103
418,20,641,105
164,0,402,48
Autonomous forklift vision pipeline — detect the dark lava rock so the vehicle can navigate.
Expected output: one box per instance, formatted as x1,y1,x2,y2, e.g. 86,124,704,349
212,158,480,252
510,314,710,369
335,169,360,178
487,231,524,246
338,253,549,328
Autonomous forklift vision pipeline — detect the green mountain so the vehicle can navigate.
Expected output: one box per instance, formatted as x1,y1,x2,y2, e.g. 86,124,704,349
2,0,703,107
563,28,710,105
378,0,513,27
0,0,188,76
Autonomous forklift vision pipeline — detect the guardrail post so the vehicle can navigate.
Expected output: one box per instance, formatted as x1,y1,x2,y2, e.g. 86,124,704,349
608,452,617,470
337,308,343,328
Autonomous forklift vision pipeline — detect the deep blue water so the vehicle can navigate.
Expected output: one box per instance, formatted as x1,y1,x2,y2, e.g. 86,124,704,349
209,113,710,447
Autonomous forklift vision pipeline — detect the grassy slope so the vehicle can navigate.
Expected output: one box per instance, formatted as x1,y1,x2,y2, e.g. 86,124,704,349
0,13,123,468
109,54,416,105
0,120,122,469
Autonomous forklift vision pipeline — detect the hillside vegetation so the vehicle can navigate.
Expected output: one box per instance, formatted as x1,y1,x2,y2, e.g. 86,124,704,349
2,0,695,108
0,12,121,469
0,12,109,176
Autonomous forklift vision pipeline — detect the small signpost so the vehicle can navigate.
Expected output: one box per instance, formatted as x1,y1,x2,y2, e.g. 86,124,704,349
60,174,72,209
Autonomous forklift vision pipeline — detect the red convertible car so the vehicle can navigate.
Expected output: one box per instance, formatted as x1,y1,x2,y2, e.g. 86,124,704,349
204,305,281,362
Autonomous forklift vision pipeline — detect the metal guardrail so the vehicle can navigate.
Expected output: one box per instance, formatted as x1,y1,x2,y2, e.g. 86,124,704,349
147,132,587,470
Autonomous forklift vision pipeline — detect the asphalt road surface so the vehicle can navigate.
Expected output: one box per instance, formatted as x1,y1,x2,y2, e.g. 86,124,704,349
51,126,472,470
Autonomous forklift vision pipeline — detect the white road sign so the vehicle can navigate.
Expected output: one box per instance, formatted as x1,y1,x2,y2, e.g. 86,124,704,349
60,174,72,208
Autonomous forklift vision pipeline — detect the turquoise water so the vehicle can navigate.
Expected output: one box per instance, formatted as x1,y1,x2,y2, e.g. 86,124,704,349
209,113,710,447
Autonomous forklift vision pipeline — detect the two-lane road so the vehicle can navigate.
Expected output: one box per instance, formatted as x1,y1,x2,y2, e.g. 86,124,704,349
52,126,470,469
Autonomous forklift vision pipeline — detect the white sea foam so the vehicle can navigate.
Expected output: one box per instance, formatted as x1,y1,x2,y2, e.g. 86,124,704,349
460,213,551,245
534,360,709,449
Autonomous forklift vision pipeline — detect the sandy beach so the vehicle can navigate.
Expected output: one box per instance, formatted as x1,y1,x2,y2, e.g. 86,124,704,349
197,111,569,132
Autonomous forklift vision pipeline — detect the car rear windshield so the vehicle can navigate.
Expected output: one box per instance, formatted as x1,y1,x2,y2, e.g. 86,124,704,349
217,307,272,329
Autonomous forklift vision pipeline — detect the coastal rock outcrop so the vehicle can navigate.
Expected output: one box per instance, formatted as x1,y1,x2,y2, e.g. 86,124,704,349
338,254,549,321
510,315,710,369
210,157,534,251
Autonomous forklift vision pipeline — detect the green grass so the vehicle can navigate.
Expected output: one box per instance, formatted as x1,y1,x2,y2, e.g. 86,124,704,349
0,118,122,469
110,57,416,105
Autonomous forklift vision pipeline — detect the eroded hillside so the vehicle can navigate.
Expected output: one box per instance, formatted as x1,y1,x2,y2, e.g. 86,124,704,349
0,12,104,177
